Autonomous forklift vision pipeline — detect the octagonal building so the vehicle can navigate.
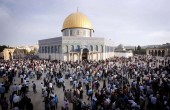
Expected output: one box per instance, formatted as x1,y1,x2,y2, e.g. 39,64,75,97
38,11,114,61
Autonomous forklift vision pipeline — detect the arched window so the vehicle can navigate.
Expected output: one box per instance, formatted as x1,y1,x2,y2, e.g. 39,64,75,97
51,46,53,53
48,46,50,53
158,50,161,56
55,45,58,53
155,50,157,56
70,30,73,36
96,45,98,51
71,45,74,51
77,45,80,51
90,45,93,51
101,45,103,52
45,46,47,53
64,45,68,53
162,50,165,57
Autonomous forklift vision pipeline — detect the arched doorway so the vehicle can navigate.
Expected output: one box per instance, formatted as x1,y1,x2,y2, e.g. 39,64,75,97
162,50,165,57
158,50,161,56
82,48,89,60
149,50,151,55
151,50,154,56
9,52,12,60
155,50,157,56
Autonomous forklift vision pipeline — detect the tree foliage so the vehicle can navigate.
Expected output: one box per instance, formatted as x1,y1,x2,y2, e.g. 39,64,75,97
133,45,146,55
137,45,141,50
0,45,8,52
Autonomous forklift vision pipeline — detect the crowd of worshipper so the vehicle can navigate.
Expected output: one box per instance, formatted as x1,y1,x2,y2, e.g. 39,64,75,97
0,55,170,110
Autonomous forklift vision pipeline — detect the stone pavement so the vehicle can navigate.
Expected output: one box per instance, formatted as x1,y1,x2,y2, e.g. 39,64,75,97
1,73,104,110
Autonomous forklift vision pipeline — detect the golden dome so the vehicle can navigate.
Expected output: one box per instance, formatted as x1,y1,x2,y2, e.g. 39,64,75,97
62,12,93,31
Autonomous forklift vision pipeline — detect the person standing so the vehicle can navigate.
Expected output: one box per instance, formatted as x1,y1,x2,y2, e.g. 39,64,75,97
0,97,8,110
54,94,58,109
88,88,93,101
0,85,5,98
63,98,69,110
50,97,55,110
9,94,13,109
32,82,37,94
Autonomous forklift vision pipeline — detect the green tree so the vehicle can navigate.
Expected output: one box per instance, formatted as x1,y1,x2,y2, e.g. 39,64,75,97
0,45,8,52
133,45,146,55
137,45,141,50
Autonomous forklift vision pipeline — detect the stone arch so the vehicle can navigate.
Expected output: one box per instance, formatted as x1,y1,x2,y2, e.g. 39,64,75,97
149,50,151,54
48,46,50,53
162,50,165,57
95,45,98,51
75,45,80,51
155,50,157,56
51,46,54,53
71,45,74,51
82,48,89,60
78,45,80,51
54,45,58,53
63,45,68,53
45,46,47,53
90,45,93,51
3,48,15,60
151,50,154,56
158,50,161,56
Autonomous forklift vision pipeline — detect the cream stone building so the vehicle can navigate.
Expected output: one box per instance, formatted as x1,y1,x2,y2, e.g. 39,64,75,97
38,11,114,61
3,48,15,60
146,43,170,57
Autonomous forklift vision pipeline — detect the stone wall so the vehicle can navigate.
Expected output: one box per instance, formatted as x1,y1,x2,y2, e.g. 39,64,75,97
114,52,133,58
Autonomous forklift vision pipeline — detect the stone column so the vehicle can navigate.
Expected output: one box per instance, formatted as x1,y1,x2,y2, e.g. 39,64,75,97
72,53,74,62
92,53,93,61
80,53,82,61
78,53,80,62
165,49,168,56
97,53,98,61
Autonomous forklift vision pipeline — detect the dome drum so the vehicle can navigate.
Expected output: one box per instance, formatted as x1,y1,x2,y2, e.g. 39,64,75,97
62,12,94,37
62,28,93,37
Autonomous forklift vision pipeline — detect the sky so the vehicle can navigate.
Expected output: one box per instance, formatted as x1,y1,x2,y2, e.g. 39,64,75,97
0,0,170,47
